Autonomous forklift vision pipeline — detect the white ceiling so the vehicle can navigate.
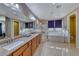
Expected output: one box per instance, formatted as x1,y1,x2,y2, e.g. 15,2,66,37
26,3,79,20
0,4,28,22
0,3,79,22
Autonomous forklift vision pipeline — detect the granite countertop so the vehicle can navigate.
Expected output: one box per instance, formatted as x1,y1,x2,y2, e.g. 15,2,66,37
0,32,41,56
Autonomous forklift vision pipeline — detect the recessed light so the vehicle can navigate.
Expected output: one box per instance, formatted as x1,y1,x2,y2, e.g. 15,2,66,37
30,16,36,21
56,4,62,8
15,4,19,8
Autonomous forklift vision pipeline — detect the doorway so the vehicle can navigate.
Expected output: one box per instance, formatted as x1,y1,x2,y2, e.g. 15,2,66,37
70,14,76,47
14,21,19,36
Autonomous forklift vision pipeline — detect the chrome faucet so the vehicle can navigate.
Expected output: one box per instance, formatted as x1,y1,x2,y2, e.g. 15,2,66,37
6,37,15,44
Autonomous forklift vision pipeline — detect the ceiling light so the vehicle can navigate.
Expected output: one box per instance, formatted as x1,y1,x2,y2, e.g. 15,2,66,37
0,16,5,21
32,19,36,21
11,7,16,10
55,16,57,18
15,4,19,8
30,16,36,21
4,3,11,7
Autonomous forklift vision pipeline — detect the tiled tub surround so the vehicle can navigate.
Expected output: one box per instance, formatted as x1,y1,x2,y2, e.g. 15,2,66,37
0,32,41,56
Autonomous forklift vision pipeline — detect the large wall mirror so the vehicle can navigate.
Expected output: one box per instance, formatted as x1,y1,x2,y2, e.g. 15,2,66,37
14,21,19,36
0,16,5,39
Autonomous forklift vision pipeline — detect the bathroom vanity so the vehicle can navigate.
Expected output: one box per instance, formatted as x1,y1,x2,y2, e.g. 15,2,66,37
0,32,41,56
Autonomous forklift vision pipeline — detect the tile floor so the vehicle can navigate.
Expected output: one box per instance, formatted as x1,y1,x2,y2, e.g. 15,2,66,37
33,40,79,56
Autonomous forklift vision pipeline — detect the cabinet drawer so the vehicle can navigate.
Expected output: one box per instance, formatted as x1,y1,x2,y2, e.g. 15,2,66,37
32,38,37,55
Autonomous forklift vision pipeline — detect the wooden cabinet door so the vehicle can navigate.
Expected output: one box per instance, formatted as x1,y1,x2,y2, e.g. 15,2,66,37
19,54,23,56
13,45,25,56
11,34,41,56
32,38,37,55
13,49,23,56
23,46,31,56
36,34,41,47
39,34,41,44
36,36,39,47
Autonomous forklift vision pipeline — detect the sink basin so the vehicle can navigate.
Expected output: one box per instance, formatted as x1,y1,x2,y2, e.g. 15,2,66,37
3,40,24,51
23,34,31,37
31,32,36,34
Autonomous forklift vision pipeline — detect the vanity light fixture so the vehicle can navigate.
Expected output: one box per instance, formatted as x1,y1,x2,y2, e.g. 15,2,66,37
11,7,16,10
3,3,11,7
4,3,19,10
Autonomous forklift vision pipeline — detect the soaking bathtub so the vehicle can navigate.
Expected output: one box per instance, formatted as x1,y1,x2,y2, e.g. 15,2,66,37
47,29,68,43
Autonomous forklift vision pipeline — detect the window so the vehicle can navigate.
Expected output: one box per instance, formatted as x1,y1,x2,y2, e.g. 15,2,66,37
29,22,33,28
25,22,33,28
48,20,54,28
48,19,62,28
25,23,29,28
55,20,62,28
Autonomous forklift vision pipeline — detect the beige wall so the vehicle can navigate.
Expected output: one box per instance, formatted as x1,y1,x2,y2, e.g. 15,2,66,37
76,7,79,48
62,16,67,29
19,21,25,30
13,20,25,37
6,19,25,38
5,18,12,38
63,8,79,47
